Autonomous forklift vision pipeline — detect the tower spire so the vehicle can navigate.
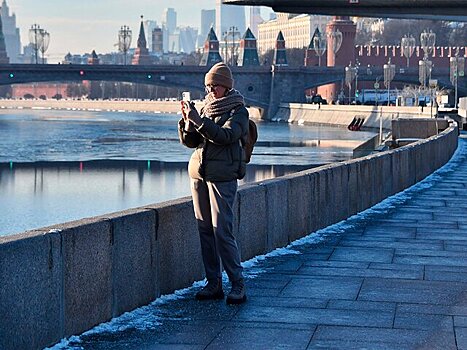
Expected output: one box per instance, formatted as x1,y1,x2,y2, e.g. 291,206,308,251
137,15,147,49
131,15,151,65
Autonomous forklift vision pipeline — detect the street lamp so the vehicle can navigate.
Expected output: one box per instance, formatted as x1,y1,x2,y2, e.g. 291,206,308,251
450,49,465,109
420,30,436,60
223,26,239,66
401,34,416,67
383,58,395,106
419,58,433,88
312,28,326,67
28,24,43,64
354,59,361,103
39,30,50,64
327,29,343,63
118,25,132,65
345,62,356,104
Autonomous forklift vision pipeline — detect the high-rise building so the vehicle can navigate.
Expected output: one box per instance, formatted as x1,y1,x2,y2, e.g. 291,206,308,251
179,26,198,54
197,9,215,48
215,0,245,43
143,20,158,51
162,8,177,53
249,6,263,38
163,8,177,34
0,0,20,62
152,28,163,55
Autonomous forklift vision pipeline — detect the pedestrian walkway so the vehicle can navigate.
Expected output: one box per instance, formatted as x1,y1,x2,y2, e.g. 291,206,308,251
51,137,467,350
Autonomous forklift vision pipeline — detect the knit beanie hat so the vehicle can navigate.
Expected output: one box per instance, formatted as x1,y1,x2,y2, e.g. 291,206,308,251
204,62,234,89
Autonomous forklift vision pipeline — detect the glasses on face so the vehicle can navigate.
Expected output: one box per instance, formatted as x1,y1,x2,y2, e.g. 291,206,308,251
205,84,218,91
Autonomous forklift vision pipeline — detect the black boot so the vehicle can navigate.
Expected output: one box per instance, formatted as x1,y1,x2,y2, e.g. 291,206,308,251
226,278,247,305
195,278,224,300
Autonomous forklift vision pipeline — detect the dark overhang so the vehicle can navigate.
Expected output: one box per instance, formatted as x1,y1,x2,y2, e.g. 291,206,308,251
222,0,467,21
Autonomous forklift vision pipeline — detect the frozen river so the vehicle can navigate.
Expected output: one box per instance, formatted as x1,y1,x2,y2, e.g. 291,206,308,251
0,108,376,236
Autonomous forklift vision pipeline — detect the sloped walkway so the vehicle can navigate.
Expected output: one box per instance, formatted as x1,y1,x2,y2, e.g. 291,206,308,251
53,137,467,350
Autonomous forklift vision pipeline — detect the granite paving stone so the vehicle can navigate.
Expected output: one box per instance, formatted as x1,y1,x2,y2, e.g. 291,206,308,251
311,325,457,348
394,255,467,266
206,324,314,349
339,239,443,250
393,312,454,330
297,266,422,279
329,247,394,263
280,276,363,299
424,270,467,282
233,305,394,327
455,327,467,350
358,278,467,304
397,303,467,316
455,316,467,327
326,300,396,312
302,260,369,269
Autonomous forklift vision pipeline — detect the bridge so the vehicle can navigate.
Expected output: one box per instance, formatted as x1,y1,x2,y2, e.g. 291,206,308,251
222,0,467,21
0,64,465,117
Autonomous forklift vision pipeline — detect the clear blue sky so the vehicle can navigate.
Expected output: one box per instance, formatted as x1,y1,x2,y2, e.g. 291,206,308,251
7,0,267,61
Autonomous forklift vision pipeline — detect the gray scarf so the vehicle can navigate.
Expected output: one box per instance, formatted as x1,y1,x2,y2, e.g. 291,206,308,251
201,89,245,118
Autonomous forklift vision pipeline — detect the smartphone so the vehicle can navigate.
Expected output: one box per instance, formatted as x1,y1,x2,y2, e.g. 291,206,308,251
182,91,191,102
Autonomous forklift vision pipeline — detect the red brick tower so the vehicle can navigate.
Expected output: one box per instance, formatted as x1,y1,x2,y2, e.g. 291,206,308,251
318,16,356,103
132,16,152,65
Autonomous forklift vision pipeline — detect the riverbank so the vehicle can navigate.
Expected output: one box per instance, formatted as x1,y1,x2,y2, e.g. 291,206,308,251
0,98,264,119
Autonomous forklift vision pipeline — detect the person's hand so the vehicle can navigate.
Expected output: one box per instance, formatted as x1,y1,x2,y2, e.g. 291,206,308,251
183,102,202,126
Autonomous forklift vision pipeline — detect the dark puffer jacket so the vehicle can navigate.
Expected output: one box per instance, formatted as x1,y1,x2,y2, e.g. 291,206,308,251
178,106,249,182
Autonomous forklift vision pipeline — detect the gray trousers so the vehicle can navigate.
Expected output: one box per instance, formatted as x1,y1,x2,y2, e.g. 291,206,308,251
190,178,243,282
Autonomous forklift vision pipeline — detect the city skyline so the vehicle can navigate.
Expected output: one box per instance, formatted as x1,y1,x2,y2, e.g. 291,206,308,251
6,0,267,62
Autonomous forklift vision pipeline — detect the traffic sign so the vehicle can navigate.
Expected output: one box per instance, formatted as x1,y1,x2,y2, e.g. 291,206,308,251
374,82,380,89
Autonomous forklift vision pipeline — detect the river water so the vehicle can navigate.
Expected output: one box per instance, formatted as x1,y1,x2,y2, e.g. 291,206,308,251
0,108,376,236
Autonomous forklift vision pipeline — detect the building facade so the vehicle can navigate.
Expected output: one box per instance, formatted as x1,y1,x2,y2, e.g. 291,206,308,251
257,13,329,54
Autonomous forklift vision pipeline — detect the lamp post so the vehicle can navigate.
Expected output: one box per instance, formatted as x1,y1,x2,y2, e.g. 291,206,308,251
327,29,343,64
420,30,436,60
345,62,356,104
354,59,360,103
118,25,132,65
450,49,465,109
383,58,395,106
312,28,326,67
401,34,416,68
39,29,50,64
28,24,43,64
223,26,239,66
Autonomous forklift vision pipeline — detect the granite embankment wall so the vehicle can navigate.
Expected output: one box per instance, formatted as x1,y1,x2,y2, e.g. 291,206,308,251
275,103,434,128
0,115,459,350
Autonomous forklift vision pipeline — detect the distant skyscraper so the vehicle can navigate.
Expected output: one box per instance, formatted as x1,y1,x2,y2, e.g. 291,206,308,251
0,13,10,64
198,9,215,48
162,8,177,53
143,20,158,51
0,0,20,62
215,0,245,42
179,26,198,53
249,6,263,38
152,28,163,55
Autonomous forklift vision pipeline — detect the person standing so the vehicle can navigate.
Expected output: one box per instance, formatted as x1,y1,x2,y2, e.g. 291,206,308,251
178,62,248,304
